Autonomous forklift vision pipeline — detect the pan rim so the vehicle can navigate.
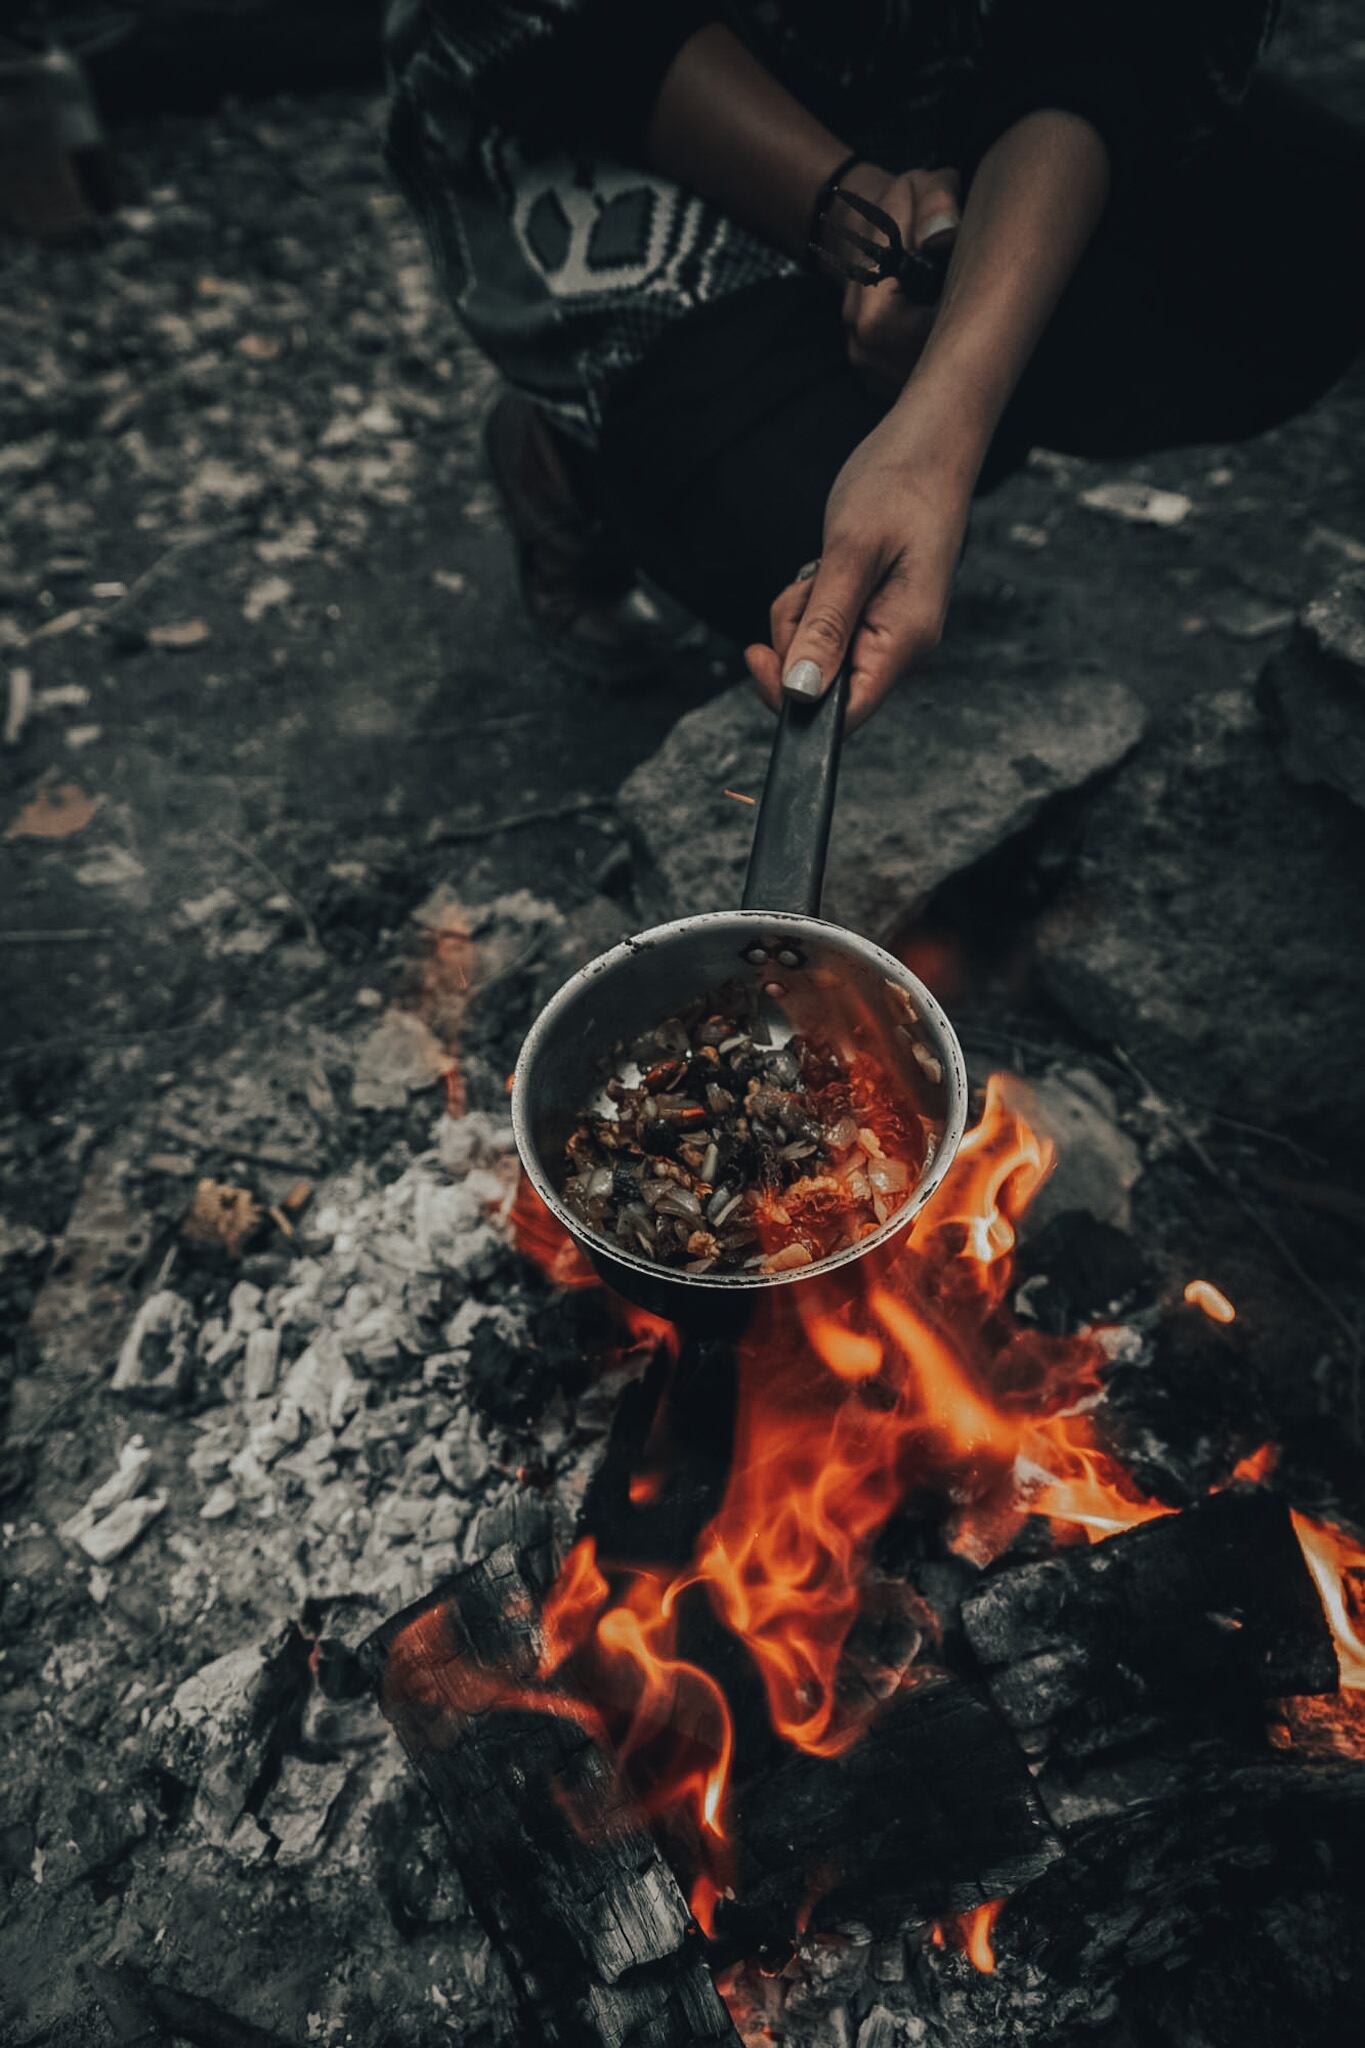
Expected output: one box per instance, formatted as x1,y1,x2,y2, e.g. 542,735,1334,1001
510,909,969,1296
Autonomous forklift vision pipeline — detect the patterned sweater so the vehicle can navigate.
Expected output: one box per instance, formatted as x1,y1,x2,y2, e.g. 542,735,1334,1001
383,0,1277,441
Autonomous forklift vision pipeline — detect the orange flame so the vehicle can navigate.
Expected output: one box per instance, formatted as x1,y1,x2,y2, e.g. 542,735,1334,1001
510,1174,600,1290
959,1898,1004,1972
508,1172,682,1361
1292,1511,1365,1689
1231,1441,1278,1485
386,1065,1364,1960
1023,1410,1173,1544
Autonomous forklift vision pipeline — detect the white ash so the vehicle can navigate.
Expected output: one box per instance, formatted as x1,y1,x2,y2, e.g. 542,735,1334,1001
59,1435,169,1562
112,1287,196,1404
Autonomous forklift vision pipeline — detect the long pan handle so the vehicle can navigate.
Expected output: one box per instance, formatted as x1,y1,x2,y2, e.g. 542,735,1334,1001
741,667,850,917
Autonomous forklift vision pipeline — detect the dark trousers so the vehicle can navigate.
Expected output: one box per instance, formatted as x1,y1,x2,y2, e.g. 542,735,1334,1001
584,80,1364,651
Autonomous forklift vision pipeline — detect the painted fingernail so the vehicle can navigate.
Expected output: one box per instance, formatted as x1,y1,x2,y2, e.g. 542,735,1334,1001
919,212,959,246
783,659,824,699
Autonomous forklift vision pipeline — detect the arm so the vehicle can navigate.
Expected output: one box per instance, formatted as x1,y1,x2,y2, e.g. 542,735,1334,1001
645,23,862,262
644,28,1110,727
749,109,1111,727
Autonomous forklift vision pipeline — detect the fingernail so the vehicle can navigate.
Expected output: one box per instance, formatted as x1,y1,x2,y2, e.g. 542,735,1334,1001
919,212,959,246
783,659,824,699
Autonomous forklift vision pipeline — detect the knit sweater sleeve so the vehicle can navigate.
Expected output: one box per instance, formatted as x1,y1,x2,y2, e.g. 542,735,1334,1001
398,0,711,155
967,0,1279,188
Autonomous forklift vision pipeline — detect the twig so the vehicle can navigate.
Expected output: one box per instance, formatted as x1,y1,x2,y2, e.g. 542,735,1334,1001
1207,1111,1327,1169
1111,1042,1363,1364
0,928,107,943
429,794,610,845
155,1112,322,1176
208,827,321,948
108,523,246,620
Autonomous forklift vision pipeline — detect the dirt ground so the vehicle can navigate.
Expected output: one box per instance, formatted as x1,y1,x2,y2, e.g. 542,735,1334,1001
2,10,1364,2046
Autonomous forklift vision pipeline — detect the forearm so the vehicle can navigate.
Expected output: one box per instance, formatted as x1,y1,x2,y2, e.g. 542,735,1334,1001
645,23,853,261
901,110,1111,472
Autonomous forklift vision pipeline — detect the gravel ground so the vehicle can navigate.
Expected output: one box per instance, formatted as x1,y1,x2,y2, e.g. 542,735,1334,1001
2,16,1364,2046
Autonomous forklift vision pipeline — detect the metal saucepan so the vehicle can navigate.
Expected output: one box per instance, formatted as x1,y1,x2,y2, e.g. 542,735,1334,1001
511,671,968,1333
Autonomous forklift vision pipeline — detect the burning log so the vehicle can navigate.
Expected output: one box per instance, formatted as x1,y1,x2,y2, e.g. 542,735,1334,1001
962,1491,1338,1759
710,1672,1062,1954
359,1540,740,2048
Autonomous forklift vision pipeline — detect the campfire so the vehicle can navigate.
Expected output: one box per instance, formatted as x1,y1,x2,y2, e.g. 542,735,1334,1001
354,1062,1365,2046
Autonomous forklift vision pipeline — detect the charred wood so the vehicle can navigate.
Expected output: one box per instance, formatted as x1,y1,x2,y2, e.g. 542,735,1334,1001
359,1542,739,2048
904,1763,1365,2048
710,1673,1062,1955
961,1491,1338,1760
582,1337,737,1570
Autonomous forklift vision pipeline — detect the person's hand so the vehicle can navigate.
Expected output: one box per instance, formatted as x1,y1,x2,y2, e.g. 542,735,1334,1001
834,164,962,398
744,400,974,731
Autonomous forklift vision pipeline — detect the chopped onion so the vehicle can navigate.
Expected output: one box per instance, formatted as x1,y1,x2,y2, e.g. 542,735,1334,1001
763,1242,814,1273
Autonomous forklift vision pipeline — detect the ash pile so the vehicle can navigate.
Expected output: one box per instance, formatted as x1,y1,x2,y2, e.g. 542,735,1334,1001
3,1029,656,2045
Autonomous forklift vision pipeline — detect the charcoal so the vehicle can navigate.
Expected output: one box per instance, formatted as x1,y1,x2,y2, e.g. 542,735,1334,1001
359,1544,739,2047
710,1674,1062,1956
962,1491,1338,1761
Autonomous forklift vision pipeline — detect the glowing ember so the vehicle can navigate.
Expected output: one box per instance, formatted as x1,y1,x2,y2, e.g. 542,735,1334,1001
1231,1441,1278,1485
1183,1278,1237,1323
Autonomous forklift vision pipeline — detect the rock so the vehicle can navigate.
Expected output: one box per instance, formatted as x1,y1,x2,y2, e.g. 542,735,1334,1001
147,617,211,650
59,1437,167,1560
111,1288,195,1405
258,1755,350,1866
1006,1069,1144,1233
1079,481,1192,527
1036,692,1365,1136
434,1109,517,1179
1260,569,1365,811
280,1332,360,1427
165,1626,307,1849
242,573,292,622
242,1324,281,1399
433,1410,491,1494
618,665,1145,936
1208,593,1295,643
75,1492,167,1563
351,1007,452,1111
203,1279,265,1369
0,1214,48,1266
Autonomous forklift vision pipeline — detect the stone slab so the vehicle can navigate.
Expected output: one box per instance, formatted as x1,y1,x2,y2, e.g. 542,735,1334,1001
617,659,1146,939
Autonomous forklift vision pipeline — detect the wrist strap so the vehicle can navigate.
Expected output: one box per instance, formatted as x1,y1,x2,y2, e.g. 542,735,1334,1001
808,152,866,274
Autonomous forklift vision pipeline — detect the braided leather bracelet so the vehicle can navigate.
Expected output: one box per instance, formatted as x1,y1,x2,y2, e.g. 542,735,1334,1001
807,151,866,274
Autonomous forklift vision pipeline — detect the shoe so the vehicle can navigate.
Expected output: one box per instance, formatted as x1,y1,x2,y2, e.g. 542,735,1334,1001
482,391,681,683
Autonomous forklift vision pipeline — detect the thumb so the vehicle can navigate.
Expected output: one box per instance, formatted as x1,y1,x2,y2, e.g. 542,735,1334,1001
913,166,961,251
781,549,873,703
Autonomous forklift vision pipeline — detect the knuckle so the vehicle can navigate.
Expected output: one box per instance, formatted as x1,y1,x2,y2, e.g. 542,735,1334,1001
801,607,851,651
904,610,943,659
